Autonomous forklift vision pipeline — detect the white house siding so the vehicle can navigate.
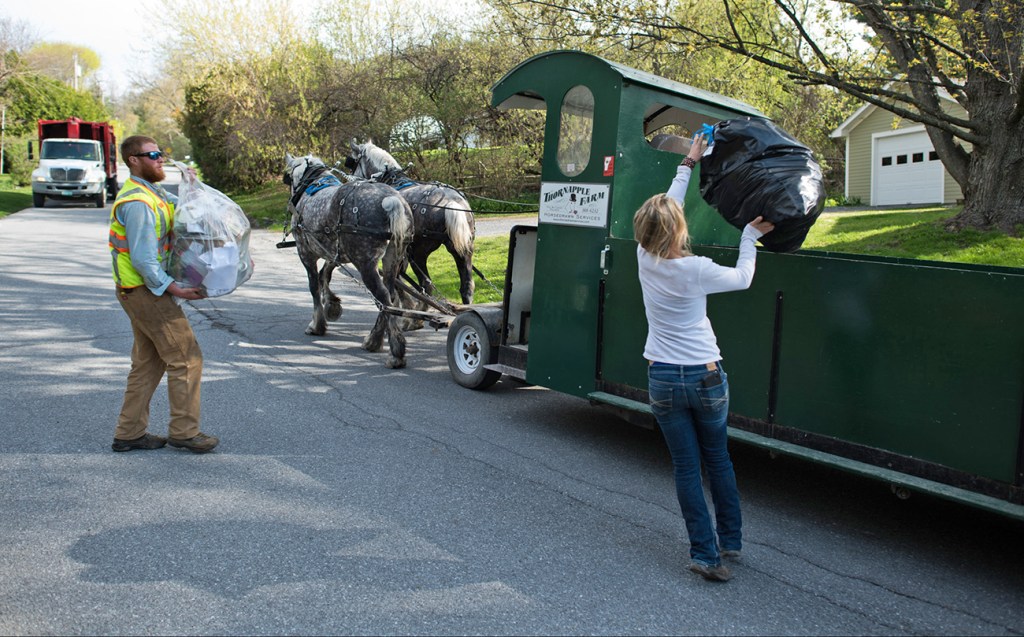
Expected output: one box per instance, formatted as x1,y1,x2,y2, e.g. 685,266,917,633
842,99,966,206
944,154,965,204
943,101,969,205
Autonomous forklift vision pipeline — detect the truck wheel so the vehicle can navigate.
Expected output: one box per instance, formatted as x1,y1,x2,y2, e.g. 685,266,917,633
94,190,106,208
447,312,502,390
33,193,45,208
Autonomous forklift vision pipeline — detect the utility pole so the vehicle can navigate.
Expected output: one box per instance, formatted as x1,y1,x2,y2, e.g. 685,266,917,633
1,104,6,175
73,53,81,91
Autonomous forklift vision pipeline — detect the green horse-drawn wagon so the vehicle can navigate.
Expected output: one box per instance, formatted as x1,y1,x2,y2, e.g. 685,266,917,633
445,50,1024,520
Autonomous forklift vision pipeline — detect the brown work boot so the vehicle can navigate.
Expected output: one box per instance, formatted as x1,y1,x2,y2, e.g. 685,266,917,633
689,561,732,582
111,433,167,452
168,432,219,454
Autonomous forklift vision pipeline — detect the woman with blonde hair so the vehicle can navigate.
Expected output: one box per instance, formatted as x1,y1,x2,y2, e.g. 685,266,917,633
634,134,773,582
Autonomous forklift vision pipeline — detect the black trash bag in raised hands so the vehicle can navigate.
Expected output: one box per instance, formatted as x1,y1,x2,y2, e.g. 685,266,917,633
698,117,825,253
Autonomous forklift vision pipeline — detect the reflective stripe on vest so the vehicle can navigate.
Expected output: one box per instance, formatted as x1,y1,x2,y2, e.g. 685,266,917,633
109,178,174,288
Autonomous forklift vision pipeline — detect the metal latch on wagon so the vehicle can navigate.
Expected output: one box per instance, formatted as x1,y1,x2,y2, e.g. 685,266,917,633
600,244,612,275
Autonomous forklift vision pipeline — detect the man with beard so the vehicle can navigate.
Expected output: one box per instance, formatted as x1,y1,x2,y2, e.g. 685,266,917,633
108,135,219,454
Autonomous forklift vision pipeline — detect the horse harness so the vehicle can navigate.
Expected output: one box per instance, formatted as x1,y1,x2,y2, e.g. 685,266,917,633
291,164,395,242
376,167,465,241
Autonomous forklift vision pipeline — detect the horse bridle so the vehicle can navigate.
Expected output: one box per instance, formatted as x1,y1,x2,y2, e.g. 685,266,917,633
288,160,329,206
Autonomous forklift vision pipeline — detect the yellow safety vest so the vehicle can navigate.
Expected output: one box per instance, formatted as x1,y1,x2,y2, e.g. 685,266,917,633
109,177,174,288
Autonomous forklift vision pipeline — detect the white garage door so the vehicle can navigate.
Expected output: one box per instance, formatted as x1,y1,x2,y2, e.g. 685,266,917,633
874,130,943,205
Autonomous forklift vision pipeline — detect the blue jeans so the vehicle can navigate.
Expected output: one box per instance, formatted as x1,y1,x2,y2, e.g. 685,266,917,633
648,361,742,566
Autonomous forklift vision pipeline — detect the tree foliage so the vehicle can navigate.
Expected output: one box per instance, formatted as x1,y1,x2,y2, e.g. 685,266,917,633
1,73,109,136
181,44,353,189
22,42,101,87
0,72,110,182
165,0,1022,232
0,15,36,86
171,0,524,192
483,0,1023,232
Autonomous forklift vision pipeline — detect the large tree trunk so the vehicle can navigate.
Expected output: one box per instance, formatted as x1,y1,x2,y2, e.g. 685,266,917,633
947,78,1024,234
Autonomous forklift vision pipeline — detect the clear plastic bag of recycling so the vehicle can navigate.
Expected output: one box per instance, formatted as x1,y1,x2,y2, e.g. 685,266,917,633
166,161,254,296
698,117,825,253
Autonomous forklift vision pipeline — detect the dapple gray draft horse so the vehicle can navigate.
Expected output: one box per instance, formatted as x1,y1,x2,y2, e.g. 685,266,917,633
346,140,476,304
283,153,414,368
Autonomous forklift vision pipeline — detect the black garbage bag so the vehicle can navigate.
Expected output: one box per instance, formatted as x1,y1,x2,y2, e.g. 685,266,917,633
698,117,825,253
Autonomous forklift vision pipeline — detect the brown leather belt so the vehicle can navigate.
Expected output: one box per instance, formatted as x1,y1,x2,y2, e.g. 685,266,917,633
116,286,138,295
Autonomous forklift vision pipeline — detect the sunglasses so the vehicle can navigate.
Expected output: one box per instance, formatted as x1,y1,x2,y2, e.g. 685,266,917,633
132,151,165,161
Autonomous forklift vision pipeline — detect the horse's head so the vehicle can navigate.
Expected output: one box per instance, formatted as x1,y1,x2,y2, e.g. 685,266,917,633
284,153,326,194
348,139,401,179
283,153,328,206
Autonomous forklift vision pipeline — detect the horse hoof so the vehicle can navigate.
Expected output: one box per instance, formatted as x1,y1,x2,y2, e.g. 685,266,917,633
326,303,342,321
385,358,407,369
361,339,383,352
306,325,326,336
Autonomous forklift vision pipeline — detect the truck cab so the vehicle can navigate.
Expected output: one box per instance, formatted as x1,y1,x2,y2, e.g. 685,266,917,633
31,138,110,208
30,117,118,209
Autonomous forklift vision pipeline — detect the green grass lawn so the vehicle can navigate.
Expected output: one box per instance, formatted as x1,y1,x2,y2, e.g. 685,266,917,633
230,181,292,229
0,176,32,218
802,206,1024,267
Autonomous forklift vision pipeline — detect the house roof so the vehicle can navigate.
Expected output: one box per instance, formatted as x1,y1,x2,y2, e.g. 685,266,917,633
830,84,958,138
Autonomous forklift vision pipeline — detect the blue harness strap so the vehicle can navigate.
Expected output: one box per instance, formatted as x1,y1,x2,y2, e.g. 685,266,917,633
305,174,342,196
394,180,417,191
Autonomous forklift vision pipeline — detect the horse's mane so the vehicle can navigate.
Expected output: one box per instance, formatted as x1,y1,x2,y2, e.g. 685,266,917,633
361,142,402,174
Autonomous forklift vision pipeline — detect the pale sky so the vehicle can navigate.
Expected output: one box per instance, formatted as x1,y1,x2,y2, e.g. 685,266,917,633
3,0,489,98
3,0,170,96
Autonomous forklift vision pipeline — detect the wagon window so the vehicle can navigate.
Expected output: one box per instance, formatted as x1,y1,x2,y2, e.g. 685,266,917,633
647,125,693,155
556,85,594,177
642,102,716,155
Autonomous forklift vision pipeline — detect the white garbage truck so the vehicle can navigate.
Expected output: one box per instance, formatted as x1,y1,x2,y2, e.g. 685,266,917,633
29,117,118,208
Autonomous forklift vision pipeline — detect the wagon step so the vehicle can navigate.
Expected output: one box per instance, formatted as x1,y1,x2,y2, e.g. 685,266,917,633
482,363,526,380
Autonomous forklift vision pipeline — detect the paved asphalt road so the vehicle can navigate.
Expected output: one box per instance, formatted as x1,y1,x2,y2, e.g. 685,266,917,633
1,175,1022,635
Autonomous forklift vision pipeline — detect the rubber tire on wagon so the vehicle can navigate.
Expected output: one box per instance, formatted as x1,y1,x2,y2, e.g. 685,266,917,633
447,311,502,390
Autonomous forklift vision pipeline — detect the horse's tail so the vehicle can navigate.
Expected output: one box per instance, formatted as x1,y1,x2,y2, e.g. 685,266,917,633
444,197,475,257
382,195,412,252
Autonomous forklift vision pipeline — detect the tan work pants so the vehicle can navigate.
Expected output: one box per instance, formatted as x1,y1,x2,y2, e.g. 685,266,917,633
114,286,203,440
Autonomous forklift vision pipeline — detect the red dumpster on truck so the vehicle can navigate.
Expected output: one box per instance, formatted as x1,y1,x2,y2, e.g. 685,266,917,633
29,117,118,208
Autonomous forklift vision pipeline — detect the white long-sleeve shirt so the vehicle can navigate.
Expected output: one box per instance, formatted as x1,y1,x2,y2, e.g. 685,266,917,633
638,164,763,365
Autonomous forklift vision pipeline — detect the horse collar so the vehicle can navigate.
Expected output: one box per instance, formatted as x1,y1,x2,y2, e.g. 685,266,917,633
291,165,329,206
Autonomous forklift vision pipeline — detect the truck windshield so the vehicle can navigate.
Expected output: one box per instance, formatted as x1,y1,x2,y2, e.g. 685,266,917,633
41,141,99,161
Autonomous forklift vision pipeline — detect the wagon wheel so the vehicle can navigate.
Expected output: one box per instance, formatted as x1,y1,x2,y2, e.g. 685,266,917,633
447,312,501,390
